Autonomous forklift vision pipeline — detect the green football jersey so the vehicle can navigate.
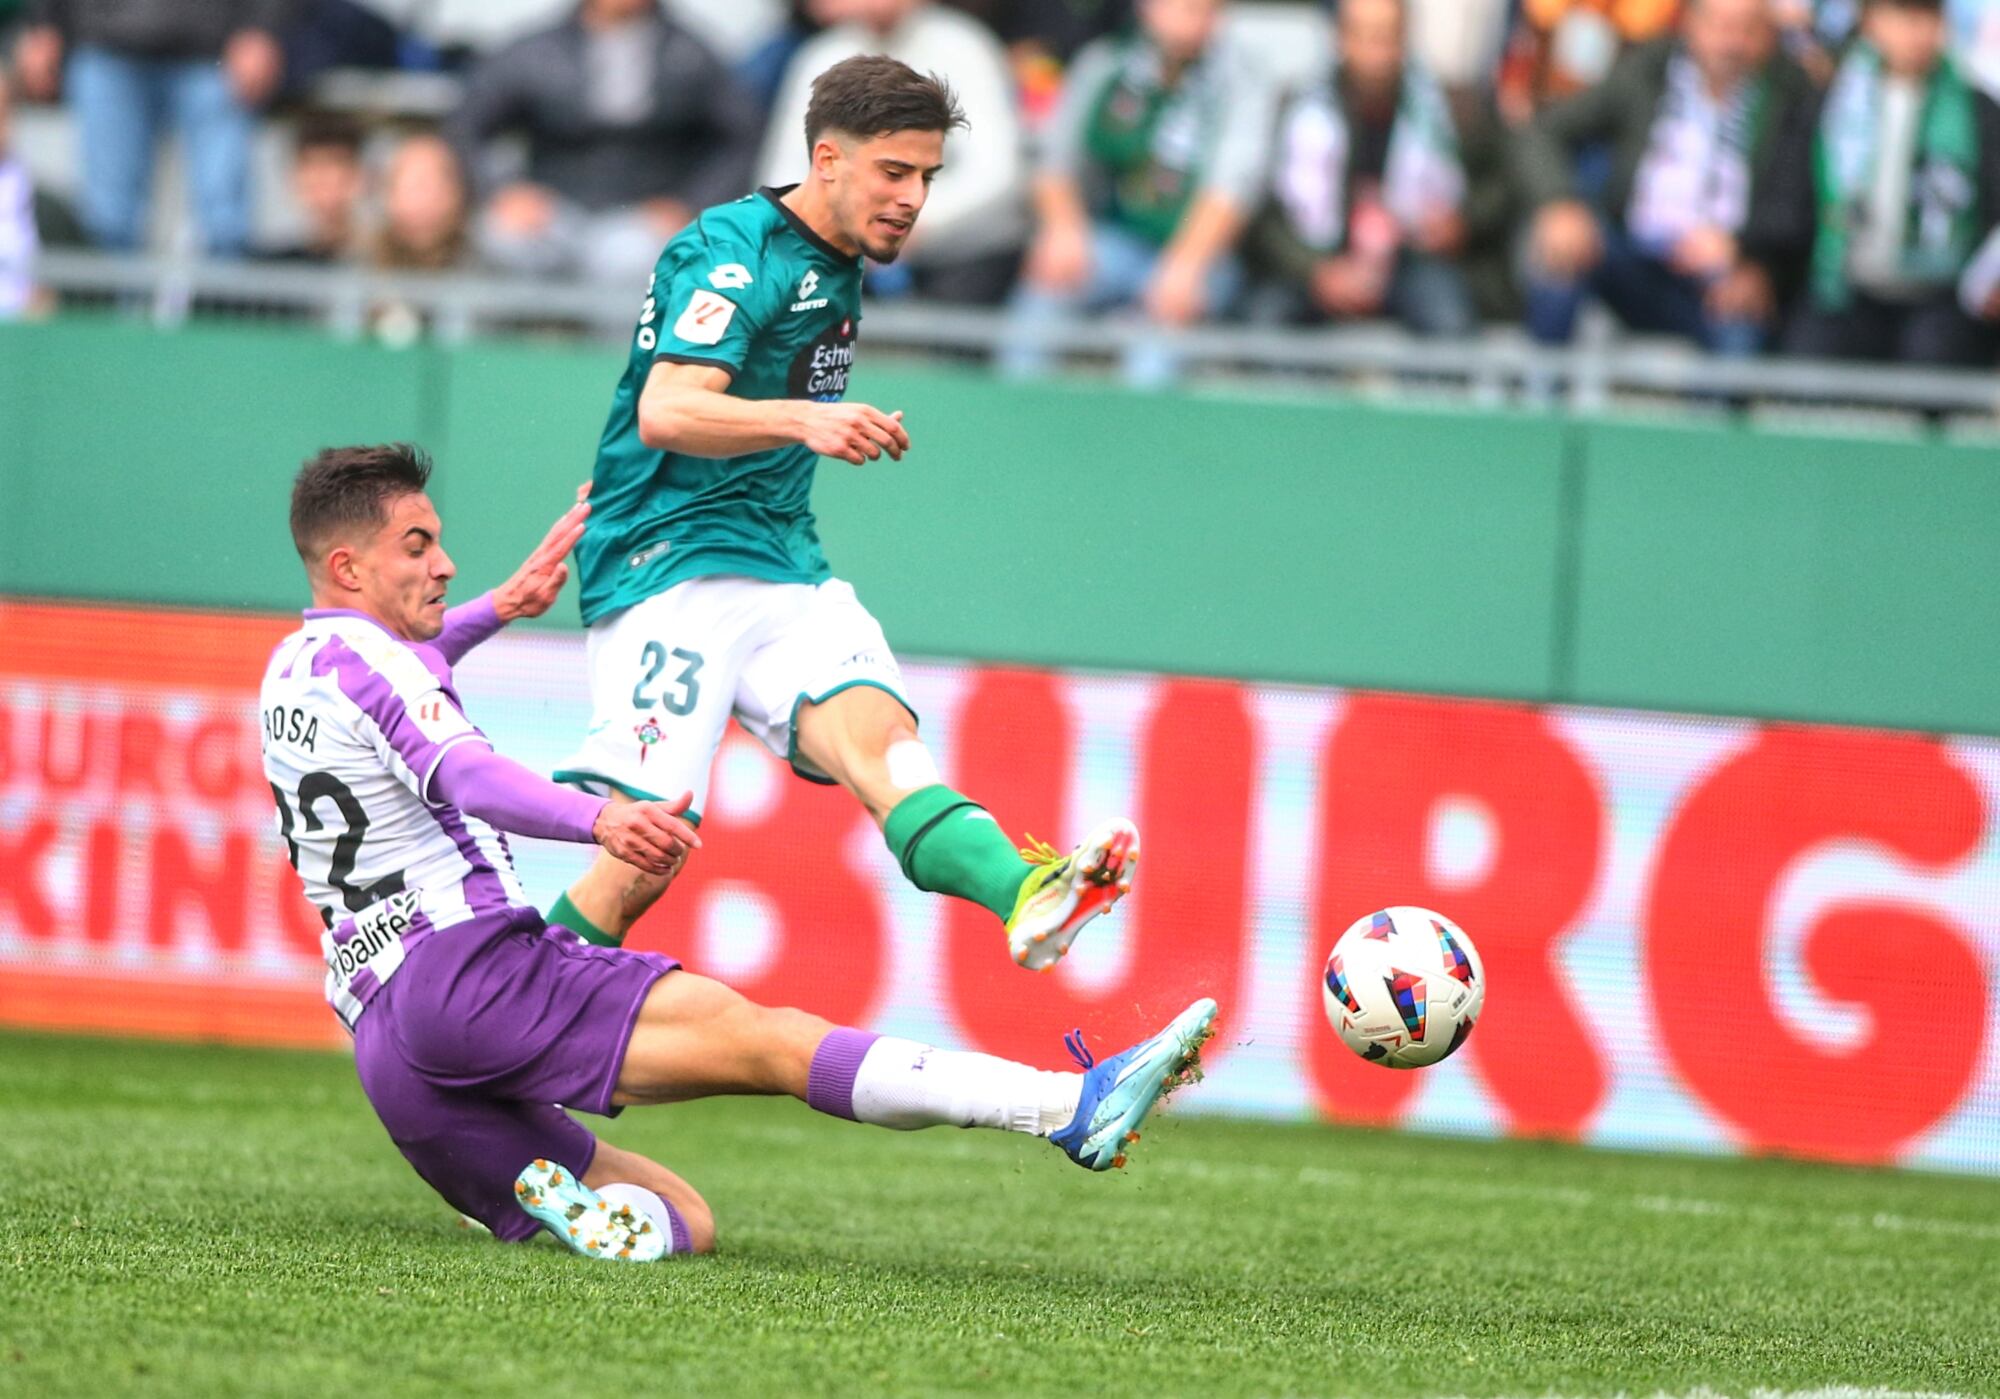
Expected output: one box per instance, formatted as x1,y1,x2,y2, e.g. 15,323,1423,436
576,186,865,626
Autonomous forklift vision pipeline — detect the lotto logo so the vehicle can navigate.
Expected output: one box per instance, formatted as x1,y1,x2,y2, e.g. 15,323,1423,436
708,263,753,290
791,268,830,313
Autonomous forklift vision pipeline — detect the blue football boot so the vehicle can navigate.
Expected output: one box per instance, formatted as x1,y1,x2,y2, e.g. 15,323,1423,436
1050,998,1218,1171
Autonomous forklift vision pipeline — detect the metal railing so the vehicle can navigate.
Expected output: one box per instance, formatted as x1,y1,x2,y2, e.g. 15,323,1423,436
32,249,2000,425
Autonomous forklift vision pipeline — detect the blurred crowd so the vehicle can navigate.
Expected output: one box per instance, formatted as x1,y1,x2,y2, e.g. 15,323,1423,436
4,0,2000,373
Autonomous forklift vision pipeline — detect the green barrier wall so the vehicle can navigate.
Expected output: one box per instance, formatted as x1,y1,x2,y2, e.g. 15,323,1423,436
5,317,1999,734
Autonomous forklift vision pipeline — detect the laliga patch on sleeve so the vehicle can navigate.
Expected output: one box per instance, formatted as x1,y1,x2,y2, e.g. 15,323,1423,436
674,290,737,346
408,691,476,744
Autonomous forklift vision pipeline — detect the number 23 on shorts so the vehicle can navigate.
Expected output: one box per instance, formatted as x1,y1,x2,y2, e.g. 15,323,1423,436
632,642,705,717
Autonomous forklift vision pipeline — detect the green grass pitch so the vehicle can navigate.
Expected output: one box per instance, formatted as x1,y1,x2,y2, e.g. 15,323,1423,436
4,1031,1996,1398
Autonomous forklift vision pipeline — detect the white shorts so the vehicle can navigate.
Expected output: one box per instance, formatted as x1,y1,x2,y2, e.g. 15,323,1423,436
554,575,914,821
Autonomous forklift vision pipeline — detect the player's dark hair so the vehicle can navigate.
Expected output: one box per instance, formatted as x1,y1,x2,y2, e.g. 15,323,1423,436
294,111,366,161
1864,0,1943,10
289,444,433,565
802,55,967,150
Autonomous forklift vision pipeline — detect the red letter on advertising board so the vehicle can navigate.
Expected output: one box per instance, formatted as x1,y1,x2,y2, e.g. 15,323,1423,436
1648,728,1987,1163
38,705,97,792
941,671,1251,1066
1306,695,1605,1134
625,731,886,1029
0,819,59,940
148,829,252,953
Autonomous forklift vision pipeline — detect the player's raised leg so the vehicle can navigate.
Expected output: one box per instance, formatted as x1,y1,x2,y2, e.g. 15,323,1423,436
550,798,679,948
791,684,1140,970
547,579,744,948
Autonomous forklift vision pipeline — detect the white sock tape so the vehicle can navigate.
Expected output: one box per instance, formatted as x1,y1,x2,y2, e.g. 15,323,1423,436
886,739,940,792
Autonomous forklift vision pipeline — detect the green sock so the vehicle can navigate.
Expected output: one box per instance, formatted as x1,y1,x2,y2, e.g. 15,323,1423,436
883,785,1030,923
549,890,622,948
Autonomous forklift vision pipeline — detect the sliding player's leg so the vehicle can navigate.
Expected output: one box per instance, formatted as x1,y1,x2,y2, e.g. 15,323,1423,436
513,1137,717,1261
350,911,716,1261
742,580,1140,970
612,967,1218,1171
353,993,712,1259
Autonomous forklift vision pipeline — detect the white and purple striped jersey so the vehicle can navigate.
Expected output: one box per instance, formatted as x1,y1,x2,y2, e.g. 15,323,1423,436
259,608,529,1030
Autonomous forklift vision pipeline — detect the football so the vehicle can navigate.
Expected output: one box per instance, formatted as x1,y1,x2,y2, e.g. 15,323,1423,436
1321,907,1485,1069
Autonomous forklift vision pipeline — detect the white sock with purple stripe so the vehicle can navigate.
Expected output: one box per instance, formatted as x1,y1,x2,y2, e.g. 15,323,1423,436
806,1028,1082,1136
596,1182,691,1254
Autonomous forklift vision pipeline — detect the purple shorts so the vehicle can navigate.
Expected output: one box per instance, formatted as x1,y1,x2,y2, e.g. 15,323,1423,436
351,907,679,1242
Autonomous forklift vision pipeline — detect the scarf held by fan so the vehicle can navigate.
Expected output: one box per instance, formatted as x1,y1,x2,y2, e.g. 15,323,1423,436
1272,68,1465,254
1812,44,1982,308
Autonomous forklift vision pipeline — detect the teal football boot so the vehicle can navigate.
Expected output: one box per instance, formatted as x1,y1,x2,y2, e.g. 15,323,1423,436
513,1159,670,1262
1050,998,1218,1171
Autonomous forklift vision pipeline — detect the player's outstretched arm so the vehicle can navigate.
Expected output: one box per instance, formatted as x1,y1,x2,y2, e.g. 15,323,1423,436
591,797,702,878
430,742,699,876
430,594,506,667
638,361,909,466
490,486,590,623
431,488,592,664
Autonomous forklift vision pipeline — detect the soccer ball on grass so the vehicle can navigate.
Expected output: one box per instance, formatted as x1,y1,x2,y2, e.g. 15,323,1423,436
1321,906,1484,1069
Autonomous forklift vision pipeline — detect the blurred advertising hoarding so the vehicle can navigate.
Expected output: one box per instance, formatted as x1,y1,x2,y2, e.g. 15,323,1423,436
2,599,1996,1173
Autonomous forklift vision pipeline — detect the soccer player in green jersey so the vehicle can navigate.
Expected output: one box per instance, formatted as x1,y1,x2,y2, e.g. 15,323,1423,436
547,55,1139,970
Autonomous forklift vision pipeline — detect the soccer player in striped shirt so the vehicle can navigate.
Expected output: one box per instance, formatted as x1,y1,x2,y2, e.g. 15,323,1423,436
261,444,1214,1260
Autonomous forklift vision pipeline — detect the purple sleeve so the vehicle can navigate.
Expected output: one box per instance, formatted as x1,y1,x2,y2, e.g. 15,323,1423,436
430,741,608,844
432,592,505,666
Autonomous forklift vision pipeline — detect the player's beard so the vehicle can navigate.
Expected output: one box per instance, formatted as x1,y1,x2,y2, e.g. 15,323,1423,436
858,211,914,264
840,187,912,264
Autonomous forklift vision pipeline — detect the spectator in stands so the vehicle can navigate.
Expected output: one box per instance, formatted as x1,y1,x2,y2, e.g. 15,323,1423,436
445,0,761,285
1250,0,1478,337
1399,0,1526,324
1514,0,1819,356
372,130,466,273
1785,0,2000,363
367,130,467,343
259,112,367,263
1500,0,1683,122
11,0,289,257
280,0,407,100
952,0,1134,128
0,70,41,317
967,0,1132,63
1408,0,1514,94
760,0,1026,304
1001,0,1276,386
